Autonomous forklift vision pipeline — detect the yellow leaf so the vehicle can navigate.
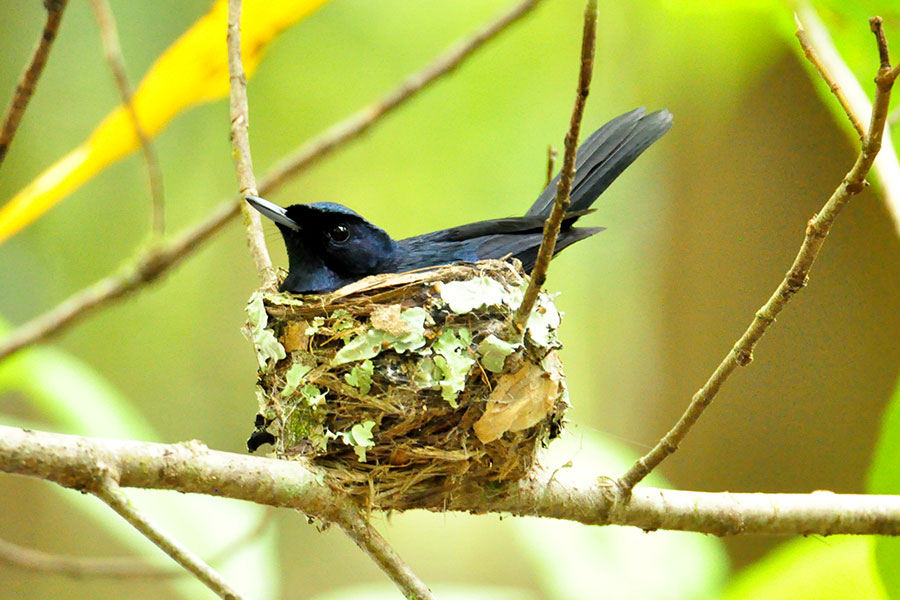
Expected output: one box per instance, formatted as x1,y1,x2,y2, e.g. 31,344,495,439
0,0,329,245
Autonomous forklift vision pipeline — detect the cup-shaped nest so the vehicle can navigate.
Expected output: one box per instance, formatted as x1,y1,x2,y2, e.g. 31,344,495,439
245,260,568,510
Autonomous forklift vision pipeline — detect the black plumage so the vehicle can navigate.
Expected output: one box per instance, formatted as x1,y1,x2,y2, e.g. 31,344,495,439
247,107,672,294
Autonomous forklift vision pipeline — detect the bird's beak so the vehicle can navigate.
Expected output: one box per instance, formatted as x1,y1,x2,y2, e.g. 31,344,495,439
245,196,300,231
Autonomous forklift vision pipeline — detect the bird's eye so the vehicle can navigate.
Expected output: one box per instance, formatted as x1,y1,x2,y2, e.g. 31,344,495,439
328,224,350,243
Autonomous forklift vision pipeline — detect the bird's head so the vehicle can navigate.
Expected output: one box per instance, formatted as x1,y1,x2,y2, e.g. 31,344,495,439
246,196,396,293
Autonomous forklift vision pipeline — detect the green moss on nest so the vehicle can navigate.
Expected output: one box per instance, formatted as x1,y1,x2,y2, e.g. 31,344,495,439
245,260,569,510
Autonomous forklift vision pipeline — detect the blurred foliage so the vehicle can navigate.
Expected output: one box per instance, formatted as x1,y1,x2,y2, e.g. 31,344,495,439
722,536,886,600
0,321,276,598
1,0,899,599
868,376,900,598
0,0,328,245
510,432,728,600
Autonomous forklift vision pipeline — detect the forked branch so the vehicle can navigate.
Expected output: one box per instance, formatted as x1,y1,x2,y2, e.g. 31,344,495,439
617,16,900,496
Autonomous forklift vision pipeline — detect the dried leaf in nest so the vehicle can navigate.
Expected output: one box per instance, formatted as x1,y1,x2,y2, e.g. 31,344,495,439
244,260,570,511
473,351,565,444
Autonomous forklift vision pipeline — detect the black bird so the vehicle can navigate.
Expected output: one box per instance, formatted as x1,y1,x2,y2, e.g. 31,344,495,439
247,107,672,294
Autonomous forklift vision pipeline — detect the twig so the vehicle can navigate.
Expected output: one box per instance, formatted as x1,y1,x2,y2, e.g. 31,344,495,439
794,2,900,238
0,510,274,579
512,0,597,336
793,12,866,139
89,0,165,236
0,537,182,578
872,17,892,70
227,0,276,290
91,474,243,599
0,516,422,599
0,0,69,169
617,16,900,496
330,506,435,600
545,145,557,188
259,0,543,194
5,425,900,537
0,0,543,364
0,200,237,363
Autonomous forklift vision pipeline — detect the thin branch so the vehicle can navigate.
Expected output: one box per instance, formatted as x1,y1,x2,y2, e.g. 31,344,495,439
89,0,165,236
0,0,543,365
545,145,557,188
872,17,892,70
330,506,435,600
0,510,274,579
0,0,69,169
91,473,243,599
0,536,183,579
512,0,597,335
259,0,543,195
794,11,866,139
0,199,238,363
227,0,276,290
794,2,900,238
617,16,899,496
5,425,900,537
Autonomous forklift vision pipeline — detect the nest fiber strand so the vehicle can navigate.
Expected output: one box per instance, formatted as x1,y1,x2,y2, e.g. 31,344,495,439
247,260,568,510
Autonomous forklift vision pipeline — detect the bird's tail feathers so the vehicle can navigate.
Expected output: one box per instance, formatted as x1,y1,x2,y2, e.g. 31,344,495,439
526,107,672,218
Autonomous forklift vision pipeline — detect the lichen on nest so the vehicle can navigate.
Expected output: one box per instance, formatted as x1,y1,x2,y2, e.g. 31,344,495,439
244,259,569,510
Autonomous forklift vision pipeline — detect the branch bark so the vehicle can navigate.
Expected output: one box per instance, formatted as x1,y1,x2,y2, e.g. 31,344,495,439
4,425,900,538
331,504,435,600
227,0,276,290
91,474,243,599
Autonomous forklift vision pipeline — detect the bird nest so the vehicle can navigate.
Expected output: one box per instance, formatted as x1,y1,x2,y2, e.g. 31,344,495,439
244,260,569,510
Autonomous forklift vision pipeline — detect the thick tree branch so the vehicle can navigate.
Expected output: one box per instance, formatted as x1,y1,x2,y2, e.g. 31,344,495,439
616,16,900,496
0,0,68,169
227,0,276,290
0,0,544,365
3,426,900,537
512,0,596,335
90,0,165,236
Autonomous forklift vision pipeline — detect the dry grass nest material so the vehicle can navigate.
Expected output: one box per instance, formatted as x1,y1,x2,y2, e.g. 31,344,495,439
245,259,569,510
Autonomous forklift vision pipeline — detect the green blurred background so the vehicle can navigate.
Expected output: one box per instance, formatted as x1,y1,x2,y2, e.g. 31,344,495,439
1,0,899,598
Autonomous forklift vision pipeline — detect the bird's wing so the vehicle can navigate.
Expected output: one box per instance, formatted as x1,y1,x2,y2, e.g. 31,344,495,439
467,226,605,271
413,210,595,244
396,222,605,273
414,216,546,243
526,107,673,217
